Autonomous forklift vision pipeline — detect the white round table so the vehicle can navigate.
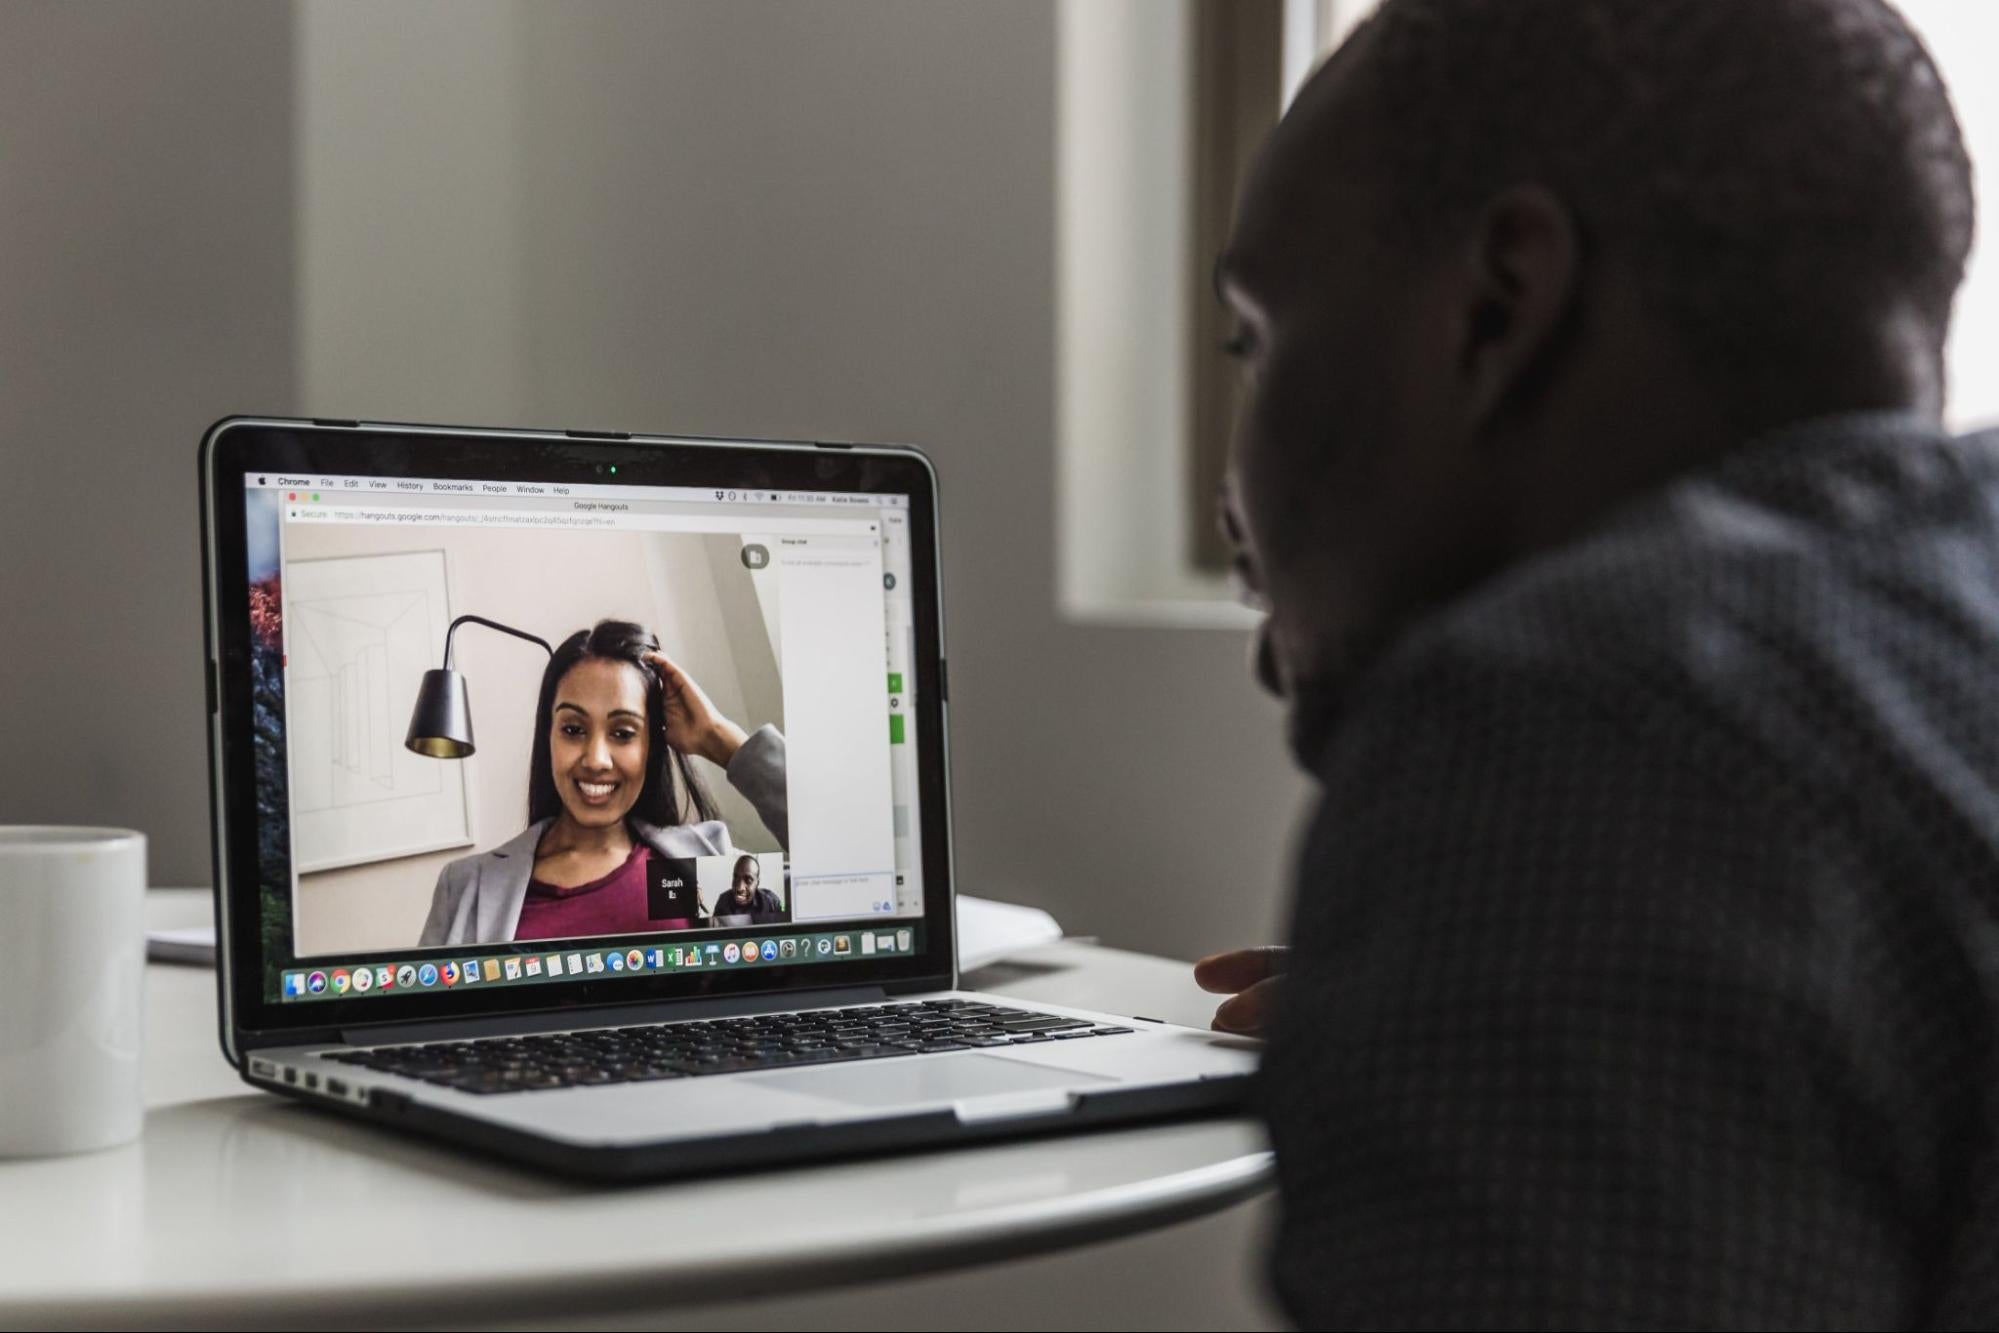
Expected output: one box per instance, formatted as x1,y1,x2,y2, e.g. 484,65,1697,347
0,891,1272,1328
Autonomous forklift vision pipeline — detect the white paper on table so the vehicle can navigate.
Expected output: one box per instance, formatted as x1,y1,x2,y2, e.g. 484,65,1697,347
145,924,218,965
954,895,1065,972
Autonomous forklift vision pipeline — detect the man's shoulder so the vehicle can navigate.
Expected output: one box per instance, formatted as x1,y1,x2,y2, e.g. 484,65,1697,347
1455,423,1988,640
1400,420,1994,673
1332,418,1999,793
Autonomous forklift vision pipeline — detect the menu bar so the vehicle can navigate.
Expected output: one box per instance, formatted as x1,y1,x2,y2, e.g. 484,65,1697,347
249,473,907,508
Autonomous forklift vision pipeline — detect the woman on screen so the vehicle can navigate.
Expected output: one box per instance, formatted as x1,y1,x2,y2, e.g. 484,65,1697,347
418,619,787,946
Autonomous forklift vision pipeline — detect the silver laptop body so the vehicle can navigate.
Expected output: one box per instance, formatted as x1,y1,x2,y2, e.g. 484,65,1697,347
201,416,1256,1179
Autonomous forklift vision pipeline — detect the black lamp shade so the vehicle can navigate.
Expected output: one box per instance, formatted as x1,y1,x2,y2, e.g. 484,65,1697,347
405,668,475,758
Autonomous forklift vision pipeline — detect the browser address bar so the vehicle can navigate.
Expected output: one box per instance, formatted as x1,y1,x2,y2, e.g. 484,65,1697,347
288,506,877,537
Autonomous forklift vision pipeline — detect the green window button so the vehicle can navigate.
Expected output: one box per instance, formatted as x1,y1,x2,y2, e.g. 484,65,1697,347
889,714,905,745
887,672,903,694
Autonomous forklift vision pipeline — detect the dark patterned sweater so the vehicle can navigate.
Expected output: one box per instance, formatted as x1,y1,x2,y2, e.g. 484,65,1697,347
1265,412,1999,1330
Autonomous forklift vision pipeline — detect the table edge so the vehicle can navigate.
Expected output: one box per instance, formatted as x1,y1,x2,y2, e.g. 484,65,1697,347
5,1146,1275,1326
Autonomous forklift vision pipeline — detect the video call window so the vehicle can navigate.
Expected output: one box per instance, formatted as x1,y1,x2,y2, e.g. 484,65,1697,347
241,476,921,983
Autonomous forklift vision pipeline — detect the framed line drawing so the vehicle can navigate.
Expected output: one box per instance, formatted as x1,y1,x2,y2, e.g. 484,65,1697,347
284,548,475,872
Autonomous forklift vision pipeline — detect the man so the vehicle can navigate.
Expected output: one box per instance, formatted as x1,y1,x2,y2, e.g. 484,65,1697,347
1193,0,1994,1325
709,853,784,925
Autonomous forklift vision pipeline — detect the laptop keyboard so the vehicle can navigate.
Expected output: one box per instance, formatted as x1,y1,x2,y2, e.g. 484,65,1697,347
320,999,1136,1096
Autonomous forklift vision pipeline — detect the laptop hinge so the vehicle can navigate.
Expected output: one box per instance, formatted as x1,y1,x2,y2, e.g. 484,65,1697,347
331,985,894,1048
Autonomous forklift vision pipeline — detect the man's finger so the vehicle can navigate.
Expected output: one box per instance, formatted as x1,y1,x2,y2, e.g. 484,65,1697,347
1193,945,1289,994
1212,975,1283,1034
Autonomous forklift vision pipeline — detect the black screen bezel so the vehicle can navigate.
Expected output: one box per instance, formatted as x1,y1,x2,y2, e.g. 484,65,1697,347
201,417,954,1044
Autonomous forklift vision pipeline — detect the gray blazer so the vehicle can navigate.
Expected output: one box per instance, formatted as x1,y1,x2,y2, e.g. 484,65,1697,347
417,725,787,946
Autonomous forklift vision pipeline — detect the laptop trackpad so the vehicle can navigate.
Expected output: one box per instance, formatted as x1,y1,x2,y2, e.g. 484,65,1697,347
749,1054,1111,1108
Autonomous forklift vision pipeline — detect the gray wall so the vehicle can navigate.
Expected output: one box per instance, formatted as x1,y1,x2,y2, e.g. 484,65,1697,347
0,2,297,877
2,0,1309,965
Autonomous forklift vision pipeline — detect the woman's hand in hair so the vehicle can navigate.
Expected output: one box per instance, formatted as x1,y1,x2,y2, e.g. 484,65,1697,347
643,650,749,769
1194,945,1289,1036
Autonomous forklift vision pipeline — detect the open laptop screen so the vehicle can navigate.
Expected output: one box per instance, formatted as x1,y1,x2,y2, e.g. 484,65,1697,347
206,423,947,1027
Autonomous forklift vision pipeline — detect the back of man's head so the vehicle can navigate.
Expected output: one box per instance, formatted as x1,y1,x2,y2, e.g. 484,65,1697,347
1331,0,1975,408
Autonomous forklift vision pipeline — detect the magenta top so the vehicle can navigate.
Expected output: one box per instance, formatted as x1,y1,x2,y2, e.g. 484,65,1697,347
514,841,696,941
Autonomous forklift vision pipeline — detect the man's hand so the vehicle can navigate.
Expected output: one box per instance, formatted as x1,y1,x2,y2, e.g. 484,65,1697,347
1194,945,1290,1035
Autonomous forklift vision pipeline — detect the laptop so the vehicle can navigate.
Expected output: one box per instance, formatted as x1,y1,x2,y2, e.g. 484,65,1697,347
200,417,1258,1180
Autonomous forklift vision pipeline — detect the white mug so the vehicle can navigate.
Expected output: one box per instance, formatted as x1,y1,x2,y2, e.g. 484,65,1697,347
0,827,146,1157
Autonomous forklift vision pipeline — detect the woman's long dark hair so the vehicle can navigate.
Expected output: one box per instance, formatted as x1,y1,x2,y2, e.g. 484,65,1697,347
526,620,719,831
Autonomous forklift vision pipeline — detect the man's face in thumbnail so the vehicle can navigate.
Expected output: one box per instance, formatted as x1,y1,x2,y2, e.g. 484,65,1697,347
549,658,651,830
728,857,758,903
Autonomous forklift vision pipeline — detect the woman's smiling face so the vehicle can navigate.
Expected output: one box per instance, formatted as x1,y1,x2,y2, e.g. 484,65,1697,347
548,657,650,829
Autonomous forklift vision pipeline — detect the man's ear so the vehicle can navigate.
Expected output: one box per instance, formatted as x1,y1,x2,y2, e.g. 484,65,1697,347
1454,184,1581,432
